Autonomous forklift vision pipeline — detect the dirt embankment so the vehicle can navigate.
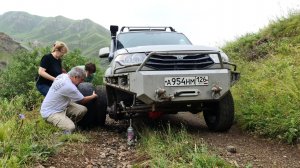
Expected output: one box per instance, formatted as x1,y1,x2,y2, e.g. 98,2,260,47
0,32,25,53
37,113,300,168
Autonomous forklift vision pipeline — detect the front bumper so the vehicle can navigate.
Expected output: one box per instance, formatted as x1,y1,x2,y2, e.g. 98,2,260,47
105,69,234,104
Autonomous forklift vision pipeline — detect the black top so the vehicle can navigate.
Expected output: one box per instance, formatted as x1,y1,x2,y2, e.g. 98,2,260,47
36,53,62,86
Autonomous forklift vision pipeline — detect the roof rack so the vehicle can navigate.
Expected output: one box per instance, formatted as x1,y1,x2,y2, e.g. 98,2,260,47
120,26,175,32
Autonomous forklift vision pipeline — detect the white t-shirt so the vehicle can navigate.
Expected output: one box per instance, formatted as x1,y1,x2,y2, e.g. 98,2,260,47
40,74,84,118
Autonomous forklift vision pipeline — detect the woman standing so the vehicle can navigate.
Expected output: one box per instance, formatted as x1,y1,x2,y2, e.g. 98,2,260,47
36,41,69,96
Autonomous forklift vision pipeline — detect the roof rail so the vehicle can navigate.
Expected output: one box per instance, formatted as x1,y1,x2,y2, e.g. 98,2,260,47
120,26,175,32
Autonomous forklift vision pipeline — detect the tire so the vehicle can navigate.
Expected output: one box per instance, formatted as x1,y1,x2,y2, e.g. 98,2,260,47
203,91,234,132
77,83,107,128
94,85,107,126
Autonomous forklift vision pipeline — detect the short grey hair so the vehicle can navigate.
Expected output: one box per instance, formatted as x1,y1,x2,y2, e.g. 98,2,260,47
68,67,86,79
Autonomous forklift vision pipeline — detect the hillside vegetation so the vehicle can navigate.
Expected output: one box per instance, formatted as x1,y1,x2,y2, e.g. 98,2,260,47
223,12,300,143
0,11,110,57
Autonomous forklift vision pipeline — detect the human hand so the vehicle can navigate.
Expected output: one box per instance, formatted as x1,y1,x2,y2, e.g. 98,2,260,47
92,91,98,99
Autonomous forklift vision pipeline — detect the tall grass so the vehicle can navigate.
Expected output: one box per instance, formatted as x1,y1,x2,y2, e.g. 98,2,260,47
0,96,56,167
223,12,300,143
135,123,232,167
0,92,89,167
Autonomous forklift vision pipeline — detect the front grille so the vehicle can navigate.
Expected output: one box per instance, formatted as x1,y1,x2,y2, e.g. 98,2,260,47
145,54,214,70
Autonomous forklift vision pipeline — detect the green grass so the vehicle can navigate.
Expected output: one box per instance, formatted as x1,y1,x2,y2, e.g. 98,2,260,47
0,98,56,167
223,12,300,143
0,96,89,167
134,123,232,167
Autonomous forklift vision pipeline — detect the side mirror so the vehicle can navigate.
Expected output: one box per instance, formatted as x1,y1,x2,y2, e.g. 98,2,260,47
99,47,109,58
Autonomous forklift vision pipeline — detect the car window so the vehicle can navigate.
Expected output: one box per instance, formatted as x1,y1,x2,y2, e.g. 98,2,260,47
116,32,192,49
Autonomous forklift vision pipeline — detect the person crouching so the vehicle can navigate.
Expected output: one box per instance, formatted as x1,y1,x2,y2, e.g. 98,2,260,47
40,67,98,133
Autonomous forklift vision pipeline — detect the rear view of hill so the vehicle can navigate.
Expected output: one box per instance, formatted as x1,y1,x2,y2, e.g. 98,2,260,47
0,11,110,57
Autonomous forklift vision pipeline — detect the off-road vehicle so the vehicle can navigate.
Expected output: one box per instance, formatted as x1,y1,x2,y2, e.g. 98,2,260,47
93,25,240,131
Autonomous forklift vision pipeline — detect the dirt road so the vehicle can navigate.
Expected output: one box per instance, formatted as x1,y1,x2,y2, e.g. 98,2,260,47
37,113,300,168
164,112,300,168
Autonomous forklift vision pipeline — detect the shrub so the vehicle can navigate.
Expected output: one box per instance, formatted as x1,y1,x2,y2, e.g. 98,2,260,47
0,50,41,99
0,47,103,106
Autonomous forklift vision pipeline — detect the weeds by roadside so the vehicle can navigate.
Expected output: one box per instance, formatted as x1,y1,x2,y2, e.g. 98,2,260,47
134,123,232,167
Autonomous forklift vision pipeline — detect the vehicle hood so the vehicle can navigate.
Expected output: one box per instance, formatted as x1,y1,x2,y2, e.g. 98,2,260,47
116,45,220,54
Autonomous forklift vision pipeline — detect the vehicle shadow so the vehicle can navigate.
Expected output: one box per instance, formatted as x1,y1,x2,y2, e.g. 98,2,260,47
161,112,209,133
127,112,210,134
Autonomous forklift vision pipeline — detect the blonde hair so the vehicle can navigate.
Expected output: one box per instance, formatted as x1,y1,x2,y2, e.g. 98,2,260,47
52,41,69,53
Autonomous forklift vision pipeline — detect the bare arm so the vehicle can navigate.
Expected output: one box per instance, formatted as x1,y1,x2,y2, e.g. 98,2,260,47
38,67,56,81
79,91,98,104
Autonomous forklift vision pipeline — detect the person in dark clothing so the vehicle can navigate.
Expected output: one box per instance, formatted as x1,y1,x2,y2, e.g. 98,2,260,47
36,41,69,96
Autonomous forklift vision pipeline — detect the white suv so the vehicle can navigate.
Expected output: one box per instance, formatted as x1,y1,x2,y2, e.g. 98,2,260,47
97,26,240,131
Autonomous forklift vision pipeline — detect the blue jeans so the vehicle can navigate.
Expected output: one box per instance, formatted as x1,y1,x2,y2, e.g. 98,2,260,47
36,84,50,96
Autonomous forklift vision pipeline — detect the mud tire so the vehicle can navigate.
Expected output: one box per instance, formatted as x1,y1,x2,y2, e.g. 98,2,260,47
203,91,234,132
77,83,107,128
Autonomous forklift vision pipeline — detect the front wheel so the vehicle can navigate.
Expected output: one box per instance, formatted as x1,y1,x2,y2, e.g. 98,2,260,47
203,91,234,132
77,83,107,128
94,85,107,126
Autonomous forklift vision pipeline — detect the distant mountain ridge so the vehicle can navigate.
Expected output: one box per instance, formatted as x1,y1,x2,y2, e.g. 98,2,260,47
0,11,110,57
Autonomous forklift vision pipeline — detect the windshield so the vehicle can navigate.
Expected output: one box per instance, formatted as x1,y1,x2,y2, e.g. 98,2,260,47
116,32,192,49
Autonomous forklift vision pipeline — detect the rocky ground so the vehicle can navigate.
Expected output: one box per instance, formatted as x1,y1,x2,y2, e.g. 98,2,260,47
36,118,136,168
36,113,300,168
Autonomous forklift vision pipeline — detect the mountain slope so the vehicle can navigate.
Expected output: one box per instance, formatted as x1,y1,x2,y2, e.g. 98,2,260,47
0,32,25,53
0,32,26,69
0,11,110,57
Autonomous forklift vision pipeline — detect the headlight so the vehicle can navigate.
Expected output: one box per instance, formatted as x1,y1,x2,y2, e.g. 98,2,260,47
220,52,229,62
115,53,147,66
209,52,230,63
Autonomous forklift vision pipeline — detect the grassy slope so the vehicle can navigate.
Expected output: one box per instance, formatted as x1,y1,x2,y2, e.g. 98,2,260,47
223,12,300,143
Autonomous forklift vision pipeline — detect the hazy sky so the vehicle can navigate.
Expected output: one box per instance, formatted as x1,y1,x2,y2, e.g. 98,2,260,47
0,0,299,46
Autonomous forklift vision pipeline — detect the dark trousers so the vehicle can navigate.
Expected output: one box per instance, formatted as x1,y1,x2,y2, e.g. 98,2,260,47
36,83,50,96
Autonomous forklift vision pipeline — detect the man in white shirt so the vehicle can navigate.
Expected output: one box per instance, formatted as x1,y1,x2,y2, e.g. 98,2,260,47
40,67,98,133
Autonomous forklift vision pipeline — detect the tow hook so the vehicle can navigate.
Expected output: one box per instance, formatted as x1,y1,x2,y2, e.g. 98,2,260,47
155,88,173,101
211,84,222,99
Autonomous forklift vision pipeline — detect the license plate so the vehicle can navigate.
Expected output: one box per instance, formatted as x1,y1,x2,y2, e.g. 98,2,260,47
164,76,209,86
